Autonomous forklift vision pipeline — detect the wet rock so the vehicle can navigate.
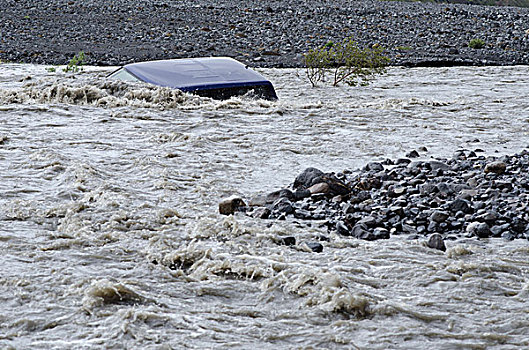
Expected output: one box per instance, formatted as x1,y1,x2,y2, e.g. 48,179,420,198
484,161,507,174
355,226,390,241
429,161,450,171
248,194,267,207
357,216,377,227
365,162,384,172
265,189,294,204
294,209,313,220
293,189,311,201
272,197,294,214
336,221,351,236
277,189,294,200
436,182,453,196
406,150,420,158
395,158,412,165
449,198,472,214
401,223,418,235
308,182,329,195
350,191,371,204
219,196,246,215
319,174,351,196
491,223,510,237
427,233,446,251
281,236,296,246
251,207,270,219
306,242,323,253
294,167,324,189
430,210,450,223
466,222,492,238
510,217,528,233
351,223,369,238
331,195,344,203
373,227,390,240
476,211,498,225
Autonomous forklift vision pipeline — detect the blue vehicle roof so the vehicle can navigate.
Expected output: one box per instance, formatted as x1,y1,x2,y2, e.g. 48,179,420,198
123,57,273,93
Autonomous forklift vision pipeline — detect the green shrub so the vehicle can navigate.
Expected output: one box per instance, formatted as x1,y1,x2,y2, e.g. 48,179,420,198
468,38,485,49
304,37,390,87
63,51,86,73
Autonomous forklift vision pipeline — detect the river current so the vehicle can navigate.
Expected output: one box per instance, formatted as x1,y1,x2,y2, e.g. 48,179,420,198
1,64,529,349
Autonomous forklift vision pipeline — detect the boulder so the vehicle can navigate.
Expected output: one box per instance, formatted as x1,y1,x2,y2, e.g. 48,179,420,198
466,222,492,238
484,161,507,174
281,236,296,246
251,207,270,219
308,182,329,195
305,242,323,253
219,196,246,215
271,197,294,214
429,161,451,171
294,167,324,189
336,221,351,236
427,233,446,251
449,198,472,213
406,150,420,158
352,224,389,240
430,210,450,223
365,162,384,172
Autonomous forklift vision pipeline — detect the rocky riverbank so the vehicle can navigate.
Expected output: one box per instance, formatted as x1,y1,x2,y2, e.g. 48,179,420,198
1,0,529,67
222,149,529,250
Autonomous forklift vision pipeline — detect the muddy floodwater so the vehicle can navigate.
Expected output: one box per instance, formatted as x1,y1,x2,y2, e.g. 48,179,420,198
1,64,529,349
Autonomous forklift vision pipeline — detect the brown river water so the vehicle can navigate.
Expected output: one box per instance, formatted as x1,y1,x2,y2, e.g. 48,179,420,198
1,64,529,349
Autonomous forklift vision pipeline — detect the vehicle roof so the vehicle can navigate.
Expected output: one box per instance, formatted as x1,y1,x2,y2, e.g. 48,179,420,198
123,57,272,92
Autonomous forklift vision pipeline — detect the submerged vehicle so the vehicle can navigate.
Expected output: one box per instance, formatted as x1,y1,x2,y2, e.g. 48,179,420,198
108,57,277,100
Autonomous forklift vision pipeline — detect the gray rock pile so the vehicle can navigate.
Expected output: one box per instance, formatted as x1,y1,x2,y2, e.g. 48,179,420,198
236,149,529,241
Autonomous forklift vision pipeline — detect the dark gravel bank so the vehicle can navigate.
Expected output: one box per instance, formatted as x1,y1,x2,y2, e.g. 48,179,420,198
225,149,529,251
1,0,529,67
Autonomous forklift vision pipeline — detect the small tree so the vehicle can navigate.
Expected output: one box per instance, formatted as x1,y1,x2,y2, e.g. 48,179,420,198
63,51,86,73
304,37,390,87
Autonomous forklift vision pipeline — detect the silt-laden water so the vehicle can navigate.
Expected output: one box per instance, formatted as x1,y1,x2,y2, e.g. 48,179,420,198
1,64,529,349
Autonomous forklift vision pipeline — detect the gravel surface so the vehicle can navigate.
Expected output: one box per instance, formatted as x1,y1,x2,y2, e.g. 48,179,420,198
1,0,529,67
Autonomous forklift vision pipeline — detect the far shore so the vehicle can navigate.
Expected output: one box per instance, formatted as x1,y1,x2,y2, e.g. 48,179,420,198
1,0,528,68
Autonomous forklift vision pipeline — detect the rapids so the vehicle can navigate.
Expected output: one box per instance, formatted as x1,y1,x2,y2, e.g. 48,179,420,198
1,64,528,349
